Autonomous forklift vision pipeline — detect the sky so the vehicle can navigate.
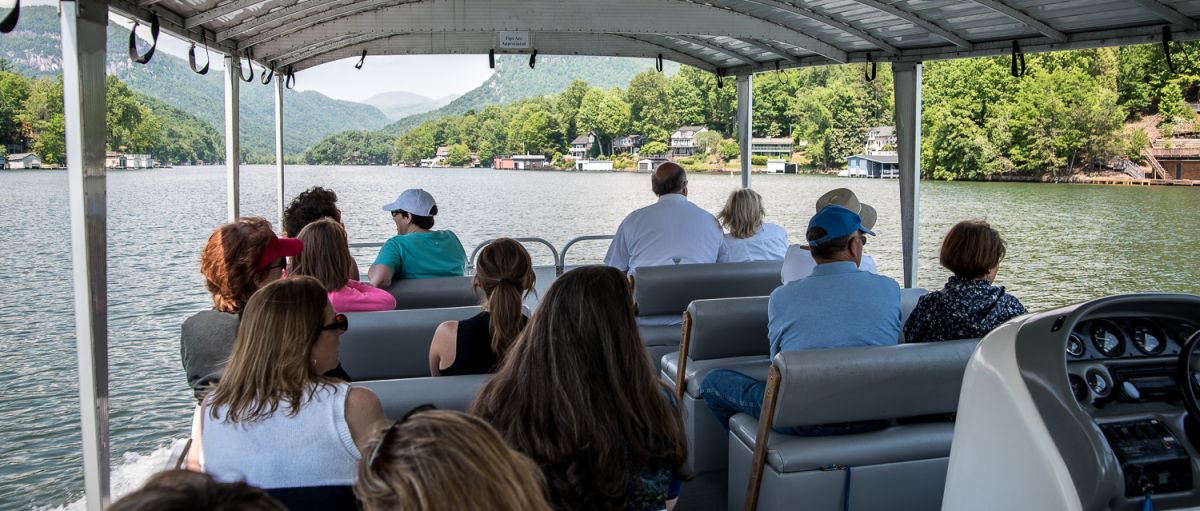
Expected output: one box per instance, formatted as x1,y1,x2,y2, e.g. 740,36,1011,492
33,0,495,103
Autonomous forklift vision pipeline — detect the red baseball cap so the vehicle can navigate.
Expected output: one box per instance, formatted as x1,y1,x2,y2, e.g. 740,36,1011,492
257,235,303,269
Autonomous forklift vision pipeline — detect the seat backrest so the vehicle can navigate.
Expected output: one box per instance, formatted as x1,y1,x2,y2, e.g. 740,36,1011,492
340,306,481,381
630,261,783,317
686,296,770,361
355,374,489,418
900,287,928,325
383,276,483,310
266,486,357,511
771,339,979,428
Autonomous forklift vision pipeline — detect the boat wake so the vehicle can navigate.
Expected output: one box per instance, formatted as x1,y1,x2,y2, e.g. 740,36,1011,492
39,438,189,511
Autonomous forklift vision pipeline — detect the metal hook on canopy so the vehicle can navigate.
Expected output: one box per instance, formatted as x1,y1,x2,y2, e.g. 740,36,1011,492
129,11,160,65
489,49,495,69
1162,26,1177,74
188,31,210,75
529,50,537,69
355,49,367,70
285,65,296,90
864,53,877,82
239,48,255,82
716,72,724,89
656,54,663,73
261,61,275,85
0,0,20,34
1010,40,1026,78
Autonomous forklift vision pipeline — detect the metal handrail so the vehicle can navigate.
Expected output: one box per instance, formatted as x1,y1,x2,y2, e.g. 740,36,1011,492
558,234,615,271
469,237,562,275
348,241,385,249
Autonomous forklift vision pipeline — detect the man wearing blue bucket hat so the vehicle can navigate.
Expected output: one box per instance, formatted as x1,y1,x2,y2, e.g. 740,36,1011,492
699,204,901,434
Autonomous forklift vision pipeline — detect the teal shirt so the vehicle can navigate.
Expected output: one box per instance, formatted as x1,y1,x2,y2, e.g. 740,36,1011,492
373,231,467,280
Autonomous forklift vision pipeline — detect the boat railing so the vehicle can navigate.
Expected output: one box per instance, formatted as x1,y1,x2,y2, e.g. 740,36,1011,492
558,234,615,272
468,237,561,275
349,236,614,277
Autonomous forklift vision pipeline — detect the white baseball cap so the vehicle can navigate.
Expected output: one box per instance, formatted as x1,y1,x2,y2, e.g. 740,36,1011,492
382,188,437,217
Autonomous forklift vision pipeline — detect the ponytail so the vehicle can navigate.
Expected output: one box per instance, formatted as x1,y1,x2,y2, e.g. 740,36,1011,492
487,280,526,357
474,239,536,359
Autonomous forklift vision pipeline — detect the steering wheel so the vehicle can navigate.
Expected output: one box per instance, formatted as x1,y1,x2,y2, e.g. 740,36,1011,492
1176,330,1200,427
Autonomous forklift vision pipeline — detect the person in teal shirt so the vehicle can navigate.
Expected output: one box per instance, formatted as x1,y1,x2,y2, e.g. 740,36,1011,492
368,189,467,287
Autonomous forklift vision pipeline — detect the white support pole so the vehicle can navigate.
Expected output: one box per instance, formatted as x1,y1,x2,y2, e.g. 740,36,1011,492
274,76,285,229
736,74,753,188
60,0,110,508
224,55,241,221
893,62,922,289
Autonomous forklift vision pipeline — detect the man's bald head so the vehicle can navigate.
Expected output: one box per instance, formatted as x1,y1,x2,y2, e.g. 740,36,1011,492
652,162,687,196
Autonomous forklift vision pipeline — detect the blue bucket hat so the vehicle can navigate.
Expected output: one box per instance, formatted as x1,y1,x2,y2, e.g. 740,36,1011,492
807,205,876,247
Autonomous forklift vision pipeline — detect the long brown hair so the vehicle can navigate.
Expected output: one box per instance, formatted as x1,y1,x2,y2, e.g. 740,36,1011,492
207,277,335,423
200,217,277,313
355,410,551,511
474,238,535,357
291,218,352,292
470,265,689,510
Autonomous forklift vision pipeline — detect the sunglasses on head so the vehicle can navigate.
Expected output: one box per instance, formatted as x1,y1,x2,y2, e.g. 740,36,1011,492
320,313,349,333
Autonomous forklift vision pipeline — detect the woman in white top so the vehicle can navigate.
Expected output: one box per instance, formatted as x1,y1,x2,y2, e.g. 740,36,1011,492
187,276,386,492
716,188,788,263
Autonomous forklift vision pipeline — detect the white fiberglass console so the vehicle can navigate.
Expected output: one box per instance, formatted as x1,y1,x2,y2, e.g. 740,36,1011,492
943,294,1200,511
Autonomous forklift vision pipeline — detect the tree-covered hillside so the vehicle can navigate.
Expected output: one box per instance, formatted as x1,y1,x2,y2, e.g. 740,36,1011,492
0,5,391,161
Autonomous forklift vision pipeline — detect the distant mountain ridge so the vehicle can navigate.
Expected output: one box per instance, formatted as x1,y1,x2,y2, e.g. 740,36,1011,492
363,91,460,121
0,6,391,158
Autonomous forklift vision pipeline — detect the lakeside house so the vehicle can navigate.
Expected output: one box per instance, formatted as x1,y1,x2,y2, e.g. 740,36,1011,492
574,159,614,171
612,135,645,155
569,132,596,160
846,154,899,178
637,156,669,172
864,126,897,155
105,152,153,169
1151,148,1200,180
493,154,549,170
669,126,707,157
751,137,794,159
6,152,41,169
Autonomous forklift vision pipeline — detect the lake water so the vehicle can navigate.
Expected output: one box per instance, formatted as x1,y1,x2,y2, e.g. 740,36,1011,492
1,165,1198,509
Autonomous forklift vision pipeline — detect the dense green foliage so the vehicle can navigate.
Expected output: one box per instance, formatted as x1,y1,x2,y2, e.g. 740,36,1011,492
303,130,394,165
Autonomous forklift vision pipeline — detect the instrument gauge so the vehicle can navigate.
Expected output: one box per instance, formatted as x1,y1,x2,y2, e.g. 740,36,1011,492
1085,369,1112,397
1091,321,1124,357
1066,334,1086,358
1131,320,1166,356
1069,374,1088,402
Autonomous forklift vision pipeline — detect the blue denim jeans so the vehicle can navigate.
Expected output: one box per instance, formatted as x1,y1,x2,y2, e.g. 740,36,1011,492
699,369,888,436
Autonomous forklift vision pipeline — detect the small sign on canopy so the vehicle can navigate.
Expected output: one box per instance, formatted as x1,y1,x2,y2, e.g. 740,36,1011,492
498,31,531,49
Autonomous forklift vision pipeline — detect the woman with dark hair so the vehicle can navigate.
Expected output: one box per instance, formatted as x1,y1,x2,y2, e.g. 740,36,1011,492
181,217,302,401
283,186,360,280
904,220,1026,343
109,470,285,511
187,277,386,494
293,218,396,313
368,188,466,288
429,238,534,376
470,265,690,511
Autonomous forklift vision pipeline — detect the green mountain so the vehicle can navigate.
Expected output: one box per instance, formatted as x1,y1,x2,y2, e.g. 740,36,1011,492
381,55,679,136
0,5,390,159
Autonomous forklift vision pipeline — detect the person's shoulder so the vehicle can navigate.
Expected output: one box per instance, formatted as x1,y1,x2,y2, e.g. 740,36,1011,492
860,270,901,290
762,223,788,237
346,385,382,409
184,309,236,327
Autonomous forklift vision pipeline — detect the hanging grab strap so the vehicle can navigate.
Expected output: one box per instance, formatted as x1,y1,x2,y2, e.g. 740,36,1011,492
129,11,160,65
716,71,724,89
864,53,877,82
239,49,255,82
284,65,296,90
0,0,20,34
1011,40,1026,78
261,62,275,85
656,54,663,72
355,49,367,70
1162,26,1177,74
489,49,495,69
529,50,537,69
188,32,210,75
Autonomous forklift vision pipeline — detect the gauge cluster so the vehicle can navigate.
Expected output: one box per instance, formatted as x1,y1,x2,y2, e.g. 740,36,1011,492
1065,318,1197,361
1066,317,1200,407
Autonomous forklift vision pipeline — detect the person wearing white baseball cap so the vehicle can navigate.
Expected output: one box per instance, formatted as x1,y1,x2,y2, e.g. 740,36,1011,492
368,189,467,288
780,187,880,284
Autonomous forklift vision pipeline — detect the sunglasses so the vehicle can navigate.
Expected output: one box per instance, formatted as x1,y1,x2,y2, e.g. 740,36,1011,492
365,403,437,468
319,313,349,333
266,258,287,271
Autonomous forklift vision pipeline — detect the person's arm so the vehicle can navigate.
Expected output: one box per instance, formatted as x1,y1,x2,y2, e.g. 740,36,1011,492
428,321,458,376
367,265,394,289
186,404,204,472
343,280,397,311
369,239,401,288
345,387,388,456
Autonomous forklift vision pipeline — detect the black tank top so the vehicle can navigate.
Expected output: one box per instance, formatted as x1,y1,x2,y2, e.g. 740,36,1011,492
441,312,520,376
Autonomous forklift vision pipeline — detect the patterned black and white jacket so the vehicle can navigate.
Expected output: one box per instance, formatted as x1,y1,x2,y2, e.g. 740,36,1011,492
903,276,1027,343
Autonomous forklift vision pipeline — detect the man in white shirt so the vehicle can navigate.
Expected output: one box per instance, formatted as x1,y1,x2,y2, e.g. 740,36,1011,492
780,188,880,284
604,163,723,272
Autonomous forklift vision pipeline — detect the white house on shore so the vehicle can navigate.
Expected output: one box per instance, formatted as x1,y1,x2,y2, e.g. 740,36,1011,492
669,126,707,157
864,127,897,155
6,152,42,169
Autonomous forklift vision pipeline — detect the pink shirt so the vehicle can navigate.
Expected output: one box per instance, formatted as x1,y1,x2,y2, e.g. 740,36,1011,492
328,280,396,313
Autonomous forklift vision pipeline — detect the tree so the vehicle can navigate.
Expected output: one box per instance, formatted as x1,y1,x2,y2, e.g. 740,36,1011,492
576,88,631,155
446,143,471,166
20,77,65,165
554,80,591,143
0,71,30,150
626,71,674,143
720,140,739,162
693,131,723,156
506,102,555,156
640,141,668,156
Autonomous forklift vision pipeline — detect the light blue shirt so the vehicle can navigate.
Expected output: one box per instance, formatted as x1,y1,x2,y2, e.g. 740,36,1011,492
717,223,789,263
604,194,723,272
767,261,901,358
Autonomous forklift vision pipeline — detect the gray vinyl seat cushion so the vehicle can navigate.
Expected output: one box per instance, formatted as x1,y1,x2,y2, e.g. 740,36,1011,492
339,306,481,381
630,261,783,317
661,353,771,397
354,374,488,418
730,417,954,473
383,276,483,310
640,324,682,348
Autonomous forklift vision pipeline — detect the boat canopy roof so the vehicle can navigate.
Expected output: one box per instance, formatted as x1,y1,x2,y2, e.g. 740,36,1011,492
110,0,1200,75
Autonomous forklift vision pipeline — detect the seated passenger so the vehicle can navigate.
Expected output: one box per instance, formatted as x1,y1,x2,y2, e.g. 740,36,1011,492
354,408,551,511
109,469,285,511
716,188,788,263
604,162,723,272
429,238,534,376
187,277,387,492
368,188,466,288
284,186,359,280
471,266,690,511
181,217,301,401
781,188,878,284
904,220,1026,343
701,205,900,434
293,218,396,313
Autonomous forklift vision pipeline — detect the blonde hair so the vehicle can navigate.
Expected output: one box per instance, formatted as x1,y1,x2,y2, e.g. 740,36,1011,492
207,277,335,423
474,238,535,358
355,410,551,511
718,188,766,239
291,218,352,292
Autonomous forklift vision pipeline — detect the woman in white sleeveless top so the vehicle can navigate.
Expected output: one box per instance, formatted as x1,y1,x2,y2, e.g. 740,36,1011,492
186,276,386,490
